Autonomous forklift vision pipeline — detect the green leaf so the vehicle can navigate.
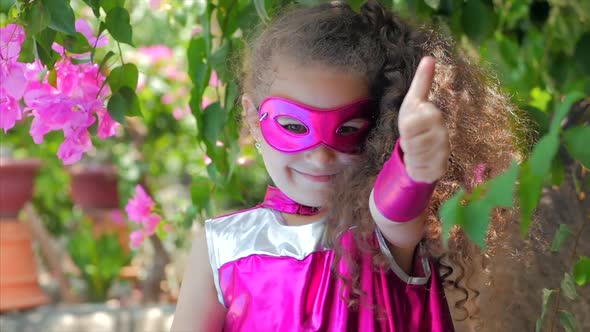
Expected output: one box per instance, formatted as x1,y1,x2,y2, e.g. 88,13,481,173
563,126,590,169
97,51,116,74
518,161,544,236
439,189,464,247
573,256,590,286
18,36,36,63
191,176,212,211
253,0,270,22
424,0,440,10
535,288,554,332
23,2,51,36
105,7,134,46
461,0,494,43
202,102,227,146
529,87,552,113
209,40,230,83
41,0,76,35
574,32,590,75
560,273,578,300
55,32,91,54
82,0,101,18
101,0,125,13
47,68,57,88
529,133,559,177
107,87,141,124
559,310,578,332
107,92,127,125
107,63,138,92
34,28,58,69
550,224,573,253
549,156,565,187
0,0,15,14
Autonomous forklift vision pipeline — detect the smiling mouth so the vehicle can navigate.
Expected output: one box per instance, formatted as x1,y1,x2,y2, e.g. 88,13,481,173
293,169,338,183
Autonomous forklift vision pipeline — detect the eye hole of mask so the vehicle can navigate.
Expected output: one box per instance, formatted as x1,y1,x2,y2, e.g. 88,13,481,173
337,118,369,136
276,116,309,134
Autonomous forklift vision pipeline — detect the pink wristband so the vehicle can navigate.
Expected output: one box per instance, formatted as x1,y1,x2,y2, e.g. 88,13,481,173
373,140,436,222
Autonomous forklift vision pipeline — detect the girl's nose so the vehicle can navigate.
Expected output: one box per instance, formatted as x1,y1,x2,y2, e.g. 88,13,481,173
304,144,337,166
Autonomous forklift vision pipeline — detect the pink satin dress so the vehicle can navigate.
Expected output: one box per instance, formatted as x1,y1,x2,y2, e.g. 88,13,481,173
205,207,454,331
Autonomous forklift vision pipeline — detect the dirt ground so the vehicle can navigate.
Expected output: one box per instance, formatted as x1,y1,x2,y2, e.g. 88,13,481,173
449,167,590,332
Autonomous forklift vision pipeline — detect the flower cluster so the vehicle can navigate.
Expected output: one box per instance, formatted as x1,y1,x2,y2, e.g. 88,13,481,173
125,185,164,248
0,22,118,164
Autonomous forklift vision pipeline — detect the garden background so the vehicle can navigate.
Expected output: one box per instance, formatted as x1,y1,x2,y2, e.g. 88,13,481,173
0,0,588,331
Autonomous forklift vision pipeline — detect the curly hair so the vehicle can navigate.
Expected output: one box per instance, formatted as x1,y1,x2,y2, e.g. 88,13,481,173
238,0,531,326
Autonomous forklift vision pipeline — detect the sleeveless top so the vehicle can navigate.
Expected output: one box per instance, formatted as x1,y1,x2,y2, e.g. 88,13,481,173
205,207,455,331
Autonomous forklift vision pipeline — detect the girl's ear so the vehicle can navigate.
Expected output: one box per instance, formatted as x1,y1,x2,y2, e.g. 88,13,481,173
241,94,262,139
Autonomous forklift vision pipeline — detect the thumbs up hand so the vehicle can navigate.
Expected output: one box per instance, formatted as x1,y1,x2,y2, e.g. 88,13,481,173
397,56,450,184
370,57,449,224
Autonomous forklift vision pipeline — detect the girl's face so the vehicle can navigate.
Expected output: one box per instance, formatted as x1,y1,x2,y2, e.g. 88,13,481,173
243,60,371,207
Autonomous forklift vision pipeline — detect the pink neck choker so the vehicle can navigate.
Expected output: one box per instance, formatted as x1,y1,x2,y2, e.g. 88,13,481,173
258,186,320,216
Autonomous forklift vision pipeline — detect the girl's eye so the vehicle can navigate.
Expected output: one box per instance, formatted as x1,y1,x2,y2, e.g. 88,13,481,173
337,126,359,135
337,119,367,136
282,123,308,134
277,116,308,134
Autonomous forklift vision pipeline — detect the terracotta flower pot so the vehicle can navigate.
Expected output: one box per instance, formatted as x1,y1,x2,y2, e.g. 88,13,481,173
68,164,130,251
0,158,42,218
68,164,120,209
0,220,49,312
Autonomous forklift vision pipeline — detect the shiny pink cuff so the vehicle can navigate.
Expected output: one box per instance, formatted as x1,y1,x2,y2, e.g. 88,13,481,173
373,140,436,222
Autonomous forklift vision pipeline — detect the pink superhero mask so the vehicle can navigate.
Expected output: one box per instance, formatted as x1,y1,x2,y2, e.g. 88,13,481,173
258,97,374,154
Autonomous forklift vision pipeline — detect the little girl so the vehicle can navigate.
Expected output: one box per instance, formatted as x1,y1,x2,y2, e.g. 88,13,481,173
172,1,524,331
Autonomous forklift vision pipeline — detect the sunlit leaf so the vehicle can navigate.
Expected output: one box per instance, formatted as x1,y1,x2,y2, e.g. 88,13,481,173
573,256,590,286
108,63,139,92
439,189,464,247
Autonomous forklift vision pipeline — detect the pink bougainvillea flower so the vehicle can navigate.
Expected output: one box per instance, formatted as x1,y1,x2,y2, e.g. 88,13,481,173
172,105,191,120
125,185,156,224
142,214,162,236
138,45,173,64
191,26,203,36
57,130,93,165
0,88,24,133
209,70,220,87
129,230,146,249
149,0,162,10
111,209,125,225
0,24,25,65
95,108,119,139
201,96,212,109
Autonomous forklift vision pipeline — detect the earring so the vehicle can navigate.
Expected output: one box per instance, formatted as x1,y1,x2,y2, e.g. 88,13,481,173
255,141,262,150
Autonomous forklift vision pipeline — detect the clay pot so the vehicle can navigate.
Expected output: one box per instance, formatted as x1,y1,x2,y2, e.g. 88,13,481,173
68,164,120,209
68,165,129,251
0,220,49,312
0,159,42,218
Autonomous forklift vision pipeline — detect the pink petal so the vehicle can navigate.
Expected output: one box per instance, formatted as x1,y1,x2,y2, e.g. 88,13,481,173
57,130,93,165
129,230,145,249
125,185,156,223
142,214,162,236
110,209,126,225
209,70,220,87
